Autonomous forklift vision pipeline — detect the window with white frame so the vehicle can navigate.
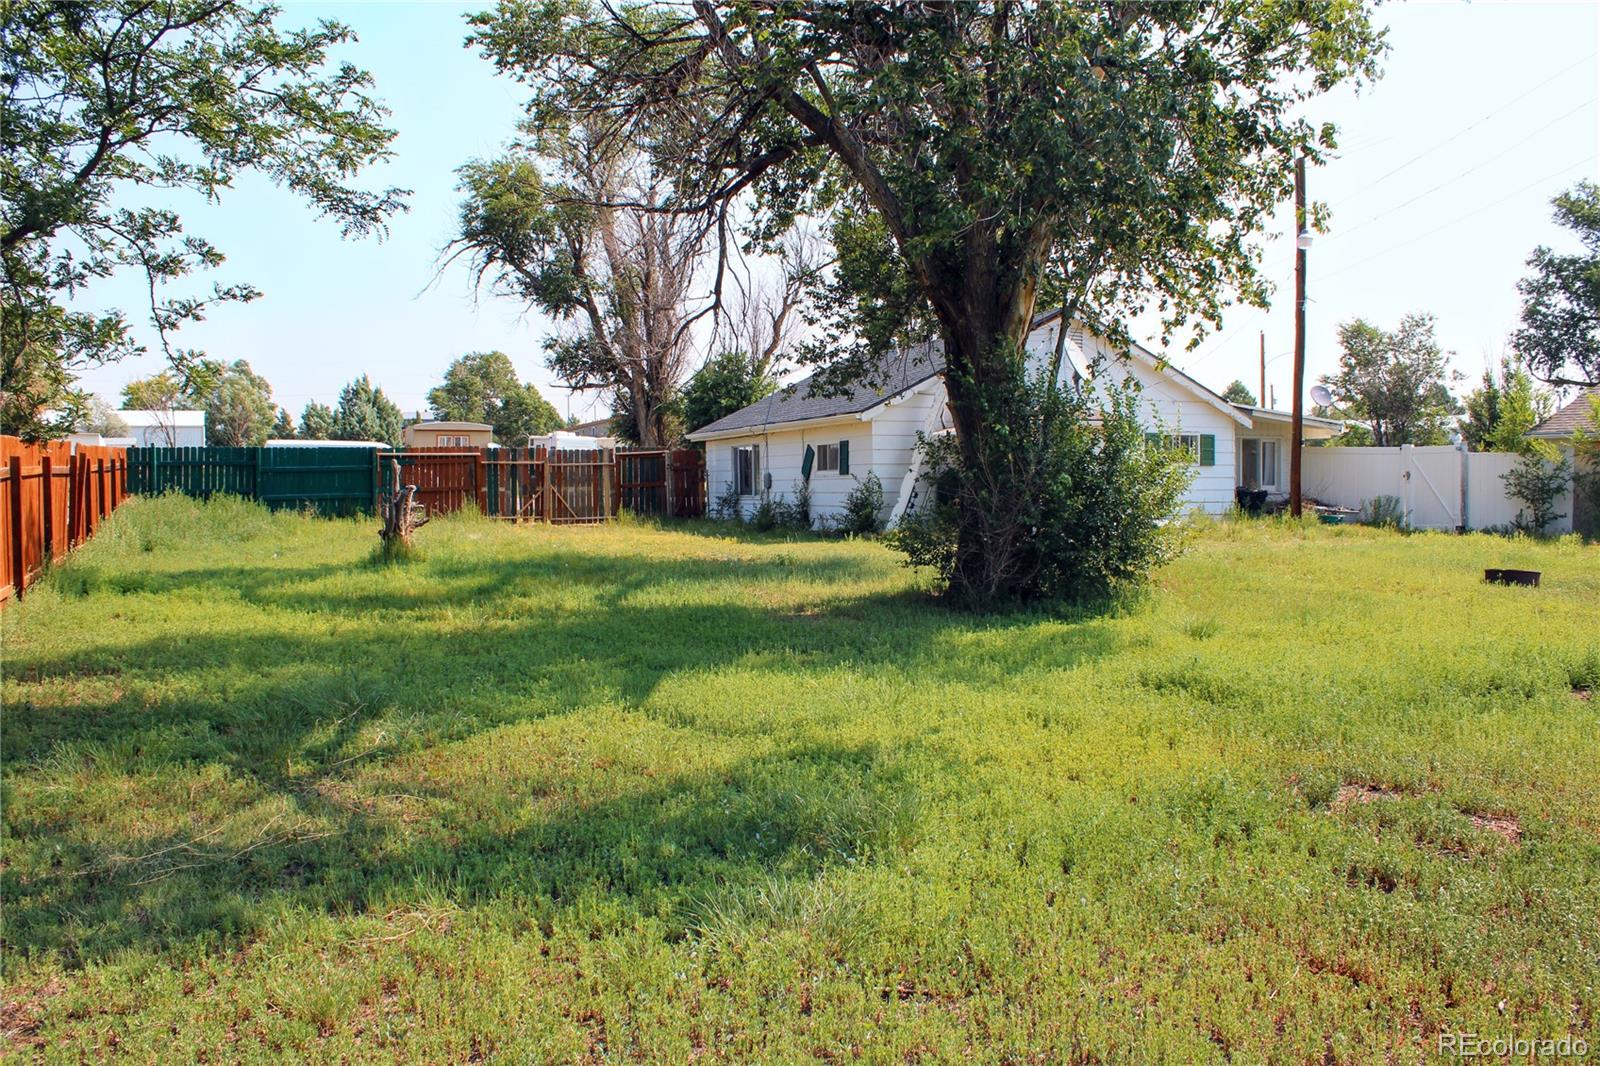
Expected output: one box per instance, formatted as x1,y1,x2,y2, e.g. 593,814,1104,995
734,444,760,496
815,442,839,472
1241,438,1279,489
437,434,471,447
1164,434,1201,461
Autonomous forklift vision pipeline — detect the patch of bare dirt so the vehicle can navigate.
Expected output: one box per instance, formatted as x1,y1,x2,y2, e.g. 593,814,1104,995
1468,812,1523,846
1330,783,1407,811
1574,686,1592,702
2,977,64,1051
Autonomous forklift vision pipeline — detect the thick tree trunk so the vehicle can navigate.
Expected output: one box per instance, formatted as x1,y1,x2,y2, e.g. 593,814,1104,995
936,273,1043,606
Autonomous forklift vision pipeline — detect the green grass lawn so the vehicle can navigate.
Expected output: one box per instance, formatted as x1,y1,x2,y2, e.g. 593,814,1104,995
3,495,1597,1063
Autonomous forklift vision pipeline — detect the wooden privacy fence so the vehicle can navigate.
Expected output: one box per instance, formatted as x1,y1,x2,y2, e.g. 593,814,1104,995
1,436,129,603
127,446,381,514
385,446,707,523
125,444,706,522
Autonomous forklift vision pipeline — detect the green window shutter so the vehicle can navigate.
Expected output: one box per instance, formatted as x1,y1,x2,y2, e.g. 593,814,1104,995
801,445,814,481
838,440,850,476
1200,434,1216,467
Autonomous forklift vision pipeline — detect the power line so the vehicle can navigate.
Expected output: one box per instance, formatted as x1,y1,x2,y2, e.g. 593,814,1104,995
1327,48,1597,177
1321,96,1597,242
1318,153,1598,283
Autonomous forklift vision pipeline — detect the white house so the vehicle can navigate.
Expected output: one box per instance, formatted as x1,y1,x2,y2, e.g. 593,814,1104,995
117,409,207,447
686,312,1341,525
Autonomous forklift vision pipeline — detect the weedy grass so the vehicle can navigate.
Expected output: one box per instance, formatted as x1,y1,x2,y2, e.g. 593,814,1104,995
3,494,1597,1063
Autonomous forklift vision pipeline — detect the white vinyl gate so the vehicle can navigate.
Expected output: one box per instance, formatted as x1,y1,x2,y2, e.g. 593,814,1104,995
1301,444,1574,533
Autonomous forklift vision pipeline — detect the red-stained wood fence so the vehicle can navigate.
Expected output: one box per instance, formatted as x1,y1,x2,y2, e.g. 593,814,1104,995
1,436,129,604
385,446,706,523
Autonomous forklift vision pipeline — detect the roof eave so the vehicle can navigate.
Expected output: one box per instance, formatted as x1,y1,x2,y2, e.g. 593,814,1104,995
686,410,870,443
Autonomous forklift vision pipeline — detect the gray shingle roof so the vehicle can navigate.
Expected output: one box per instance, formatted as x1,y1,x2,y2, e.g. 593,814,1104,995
1528,384,1600,438
689,340,945,437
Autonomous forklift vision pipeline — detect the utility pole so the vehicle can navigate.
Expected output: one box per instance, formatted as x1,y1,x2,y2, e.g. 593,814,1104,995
1290,155,1307,518
1259,332,1266,409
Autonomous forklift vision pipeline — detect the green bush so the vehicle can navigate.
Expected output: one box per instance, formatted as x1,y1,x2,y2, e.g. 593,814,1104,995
887,374,1194,606
1502,450,1572,535
835,472,886,537
1361,494,1406,530
713,480,743,521
749,482,812,532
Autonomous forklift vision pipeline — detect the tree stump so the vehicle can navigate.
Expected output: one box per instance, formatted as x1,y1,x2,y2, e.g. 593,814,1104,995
379,457,428,552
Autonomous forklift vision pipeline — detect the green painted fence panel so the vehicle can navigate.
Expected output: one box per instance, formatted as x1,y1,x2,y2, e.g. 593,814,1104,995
127,446,384,514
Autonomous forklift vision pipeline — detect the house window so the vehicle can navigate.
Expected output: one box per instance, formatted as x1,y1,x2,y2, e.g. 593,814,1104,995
734,444,760,496
815,443,839,472
1241,438,1279,490
437,434,470,447
1159,433,1201,460
1148,432,1215,466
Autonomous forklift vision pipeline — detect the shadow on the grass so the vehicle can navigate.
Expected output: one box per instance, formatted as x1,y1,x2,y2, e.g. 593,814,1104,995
2,534,1122,966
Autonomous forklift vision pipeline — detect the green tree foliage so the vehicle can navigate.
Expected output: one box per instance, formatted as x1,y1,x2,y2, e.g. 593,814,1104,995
75,396,128,438
1221,380,1257,406
298,401,336,441
449,152,701,447
467,0,1382,604
270,408,295,439
1320,315,1462,447
427,351,562,443
121,369,211,412
202,361,278,447
682,351,777,433
1502,451,1573,535
889,377,1196,607
1514,181,1600,387
607,387,684,446
1460,358,1554,453
332,376,403,445
1,1,406,439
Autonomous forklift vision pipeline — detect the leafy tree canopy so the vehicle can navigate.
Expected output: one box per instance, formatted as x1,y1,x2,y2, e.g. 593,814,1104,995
427,351,562,443
466,0,1384,603
121,370,202,412
1320,314,1462,447
332,375,403,445
682,351,777,433
1460,357,1553,454
76,395,129,438
1515,181,1600,387
1221,380,1257,406
299,400,336,441
271,407,295,439
203,360,277,446
1,1,406,438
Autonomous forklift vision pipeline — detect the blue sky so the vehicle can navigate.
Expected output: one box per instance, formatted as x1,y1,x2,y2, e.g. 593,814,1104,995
73,1,1600,421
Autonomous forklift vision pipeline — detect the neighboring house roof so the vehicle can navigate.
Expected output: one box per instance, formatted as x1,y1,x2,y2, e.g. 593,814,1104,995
1527,384,1600,439
118,409,205,428
1230,404,1345,433
408,420,492,432
688,339,945,440
567,417,613,437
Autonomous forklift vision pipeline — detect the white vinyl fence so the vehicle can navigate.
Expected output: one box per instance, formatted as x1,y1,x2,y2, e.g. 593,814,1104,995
1301,444,1574,533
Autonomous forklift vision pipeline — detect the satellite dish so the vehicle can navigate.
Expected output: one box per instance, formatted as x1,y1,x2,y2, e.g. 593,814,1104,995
1310,385,1334,408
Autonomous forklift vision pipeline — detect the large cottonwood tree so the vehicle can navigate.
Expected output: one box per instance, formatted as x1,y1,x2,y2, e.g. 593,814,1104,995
468,0,1381,600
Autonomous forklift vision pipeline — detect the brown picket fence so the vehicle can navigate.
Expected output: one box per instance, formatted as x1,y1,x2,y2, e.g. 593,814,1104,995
1,436,129,604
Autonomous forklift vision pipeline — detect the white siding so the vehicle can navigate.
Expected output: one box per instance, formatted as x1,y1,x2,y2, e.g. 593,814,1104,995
1024,323,1240,515
867,385,947,513
704,419,876,524
702,319,1249,524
